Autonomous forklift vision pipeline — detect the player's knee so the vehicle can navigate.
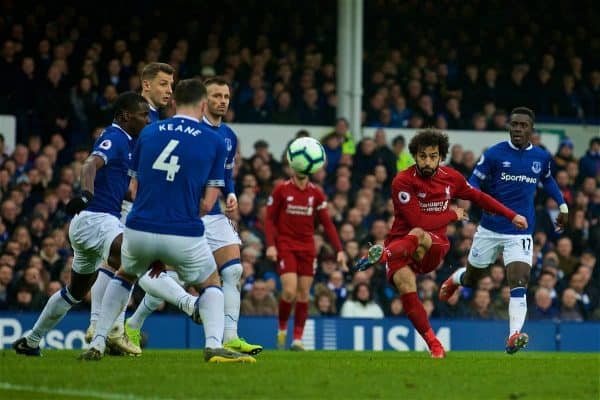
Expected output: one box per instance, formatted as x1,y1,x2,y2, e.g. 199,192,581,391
220,262,242,286
281,289,296,302
408,227,426,240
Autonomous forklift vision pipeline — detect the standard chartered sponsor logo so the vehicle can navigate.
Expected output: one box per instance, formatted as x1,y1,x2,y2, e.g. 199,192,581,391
500,172,537,183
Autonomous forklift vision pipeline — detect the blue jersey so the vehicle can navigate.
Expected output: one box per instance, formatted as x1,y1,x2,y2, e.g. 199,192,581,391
86,123,135,218
148,105,160,123
200,117,237,215
469,141,565,235
126,115,227,237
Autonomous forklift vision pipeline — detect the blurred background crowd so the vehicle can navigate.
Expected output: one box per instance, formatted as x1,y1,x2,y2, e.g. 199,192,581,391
0,0,598,322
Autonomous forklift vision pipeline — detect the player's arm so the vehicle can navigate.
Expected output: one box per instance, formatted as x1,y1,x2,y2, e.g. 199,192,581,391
223,136,238,214
315,191,347,270
265,185,283,261
468,151,492,190
201,137,227,215
65,144,108,215
455,173,527,229
393,177,458,230
540,158,569,230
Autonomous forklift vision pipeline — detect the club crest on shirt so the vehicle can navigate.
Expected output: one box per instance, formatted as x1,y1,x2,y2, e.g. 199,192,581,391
531,161,541,174
224,138,233,152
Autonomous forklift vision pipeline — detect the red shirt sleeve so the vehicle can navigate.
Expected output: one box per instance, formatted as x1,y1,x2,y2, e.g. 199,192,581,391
315,189,343,252
453,171,517,221
393,175,457,230
265,184,283,247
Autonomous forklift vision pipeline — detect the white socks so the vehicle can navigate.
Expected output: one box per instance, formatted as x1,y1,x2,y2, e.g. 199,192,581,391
221,262,242,343
90,278,132,353
451,267,467,285
137,270,195,318
90,268,113,324
198,286,224,349
509,287,527,335
27,287,79,347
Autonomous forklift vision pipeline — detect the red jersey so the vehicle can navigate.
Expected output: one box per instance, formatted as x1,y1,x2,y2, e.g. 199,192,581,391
266,180,343,255
388,165,517,242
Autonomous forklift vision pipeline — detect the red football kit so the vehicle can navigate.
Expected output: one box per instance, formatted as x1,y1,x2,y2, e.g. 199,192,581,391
266,180,343,277
386,165,517,279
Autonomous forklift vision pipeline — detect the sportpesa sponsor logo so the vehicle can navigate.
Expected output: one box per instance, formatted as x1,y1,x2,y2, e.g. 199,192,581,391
500,172,537,183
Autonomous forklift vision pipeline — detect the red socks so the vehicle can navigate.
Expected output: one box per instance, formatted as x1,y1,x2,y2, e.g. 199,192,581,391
401,292,436,344
293,302,308,340
278,299,292,331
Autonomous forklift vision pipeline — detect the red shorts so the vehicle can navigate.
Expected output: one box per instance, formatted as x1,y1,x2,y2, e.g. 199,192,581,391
277,250,316,277
385,232,450,283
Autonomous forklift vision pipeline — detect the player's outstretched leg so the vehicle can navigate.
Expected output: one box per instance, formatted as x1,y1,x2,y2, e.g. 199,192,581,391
439,267,466,301
221,261,263,355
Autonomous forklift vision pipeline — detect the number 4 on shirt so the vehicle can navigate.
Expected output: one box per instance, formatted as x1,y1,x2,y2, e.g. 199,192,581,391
152,139,181,181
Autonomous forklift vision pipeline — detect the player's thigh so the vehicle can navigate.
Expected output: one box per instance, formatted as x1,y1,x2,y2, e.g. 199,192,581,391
296,252,317,277
202,214,241,254
69,211,123,274
468,226,502,268
277,251,298,275
502,234,533,267
162,234,217,285
121,228,156,278
413,233,450,274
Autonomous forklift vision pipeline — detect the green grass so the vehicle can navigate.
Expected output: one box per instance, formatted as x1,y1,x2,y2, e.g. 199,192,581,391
1,350,598,400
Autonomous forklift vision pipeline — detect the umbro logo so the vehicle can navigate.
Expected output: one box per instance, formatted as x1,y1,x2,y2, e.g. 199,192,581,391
502,161,511,168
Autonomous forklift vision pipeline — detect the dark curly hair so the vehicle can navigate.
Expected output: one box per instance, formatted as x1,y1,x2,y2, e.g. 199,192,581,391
408,128,450,160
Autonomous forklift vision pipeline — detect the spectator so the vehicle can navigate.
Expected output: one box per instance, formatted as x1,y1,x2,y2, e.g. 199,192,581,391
340,283,384,318
240,279,278,316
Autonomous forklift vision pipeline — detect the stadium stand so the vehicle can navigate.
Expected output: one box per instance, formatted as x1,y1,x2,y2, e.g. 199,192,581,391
0,0,598,323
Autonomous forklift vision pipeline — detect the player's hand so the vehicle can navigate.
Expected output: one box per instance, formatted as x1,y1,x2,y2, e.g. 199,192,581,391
512,214,528,230
453,207,468,221
65,190,94,215
266,246,278,262
337,251,348,272
555,212,569,231
225,193,238,214
148,259,166,278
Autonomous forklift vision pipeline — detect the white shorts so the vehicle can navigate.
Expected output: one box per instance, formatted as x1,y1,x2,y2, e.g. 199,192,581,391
120,200,133,224
202,214,241,252
121,227,217,285
69,211,124,274
468,226,533,268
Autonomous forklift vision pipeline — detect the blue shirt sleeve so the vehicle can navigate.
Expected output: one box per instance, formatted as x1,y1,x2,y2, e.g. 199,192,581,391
540,154,566,206
468,150,491,190
207,136,226,188
129,136,141,178
91,132,121,165
223,131,237,197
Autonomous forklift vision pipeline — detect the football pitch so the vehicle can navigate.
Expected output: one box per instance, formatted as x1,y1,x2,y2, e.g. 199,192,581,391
1,350,598,399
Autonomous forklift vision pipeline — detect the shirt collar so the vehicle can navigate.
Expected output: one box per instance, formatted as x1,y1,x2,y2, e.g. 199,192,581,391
172,114,200,123
111,123,132,140
507,140,533,151
202,116,220,127
149,104,158,112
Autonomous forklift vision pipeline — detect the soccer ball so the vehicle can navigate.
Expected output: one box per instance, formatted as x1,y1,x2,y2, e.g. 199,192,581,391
286,137,326,175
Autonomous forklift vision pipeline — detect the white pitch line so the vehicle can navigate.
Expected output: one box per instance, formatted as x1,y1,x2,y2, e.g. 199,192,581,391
0,382,172,400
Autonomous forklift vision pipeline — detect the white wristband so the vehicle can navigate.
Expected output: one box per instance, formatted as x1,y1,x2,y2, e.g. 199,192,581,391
559,204,569,213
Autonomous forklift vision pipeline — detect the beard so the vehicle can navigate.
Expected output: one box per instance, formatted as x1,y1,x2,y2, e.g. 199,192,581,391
417,165,436,177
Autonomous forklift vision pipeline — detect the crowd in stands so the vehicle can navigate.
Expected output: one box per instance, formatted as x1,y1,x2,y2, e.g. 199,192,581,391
0,1,599,323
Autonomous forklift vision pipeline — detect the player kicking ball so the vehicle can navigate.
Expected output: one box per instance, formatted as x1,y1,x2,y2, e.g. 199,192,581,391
439,107,568,354
355,128,527,358
267,137,347,351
